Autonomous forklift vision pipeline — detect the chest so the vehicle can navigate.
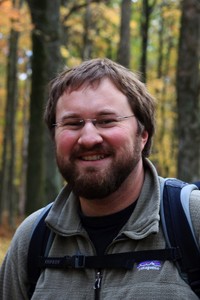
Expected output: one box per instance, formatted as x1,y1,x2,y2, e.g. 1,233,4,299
31,230,198,300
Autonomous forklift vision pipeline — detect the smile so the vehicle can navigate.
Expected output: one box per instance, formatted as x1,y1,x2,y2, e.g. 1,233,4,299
81,155,106,161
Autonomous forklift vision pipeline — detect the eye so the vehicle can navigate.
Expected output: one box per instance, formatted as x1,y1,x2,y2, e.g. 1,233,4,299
61,118,83,129
97,117,118,128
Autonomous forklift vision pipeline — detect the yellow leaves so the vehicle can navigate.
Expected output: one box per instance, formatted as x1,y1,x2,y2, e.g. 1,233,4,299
0,0,32,33
60,46,70,59
67,57,82,68
161,5,181,38
60,5,69,19
1,0,12,10
147,75,178,178
0,88,6,157
60,2,120,60
130,20,138,31
98,4,120,27
8,8,20,21
60,48,82,67
149,78,164,94
1,0,19,25
0,236,11,264
163,7,180,21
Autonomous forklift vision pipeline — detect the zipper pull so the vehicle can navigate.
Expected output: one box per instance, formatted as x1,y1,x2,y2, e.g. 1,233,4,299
94,271,102,290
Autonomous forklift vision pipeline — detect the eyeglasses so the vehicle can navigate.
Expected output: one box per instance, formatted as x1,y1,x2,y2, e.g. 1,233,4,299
53,114,135,130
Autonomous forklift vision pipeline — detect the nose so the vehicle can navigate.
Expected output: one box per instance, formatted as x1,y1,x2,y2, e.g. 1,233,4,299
77,122,103,148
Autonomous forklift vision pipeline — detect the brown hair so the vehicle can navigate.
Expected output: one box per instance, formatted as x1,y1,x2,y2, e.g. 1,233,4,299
44,58,155,157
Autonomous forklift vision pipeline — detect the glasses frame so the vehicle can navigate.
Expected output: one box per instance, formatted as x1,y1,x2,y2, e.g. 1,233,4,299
52,114,135,130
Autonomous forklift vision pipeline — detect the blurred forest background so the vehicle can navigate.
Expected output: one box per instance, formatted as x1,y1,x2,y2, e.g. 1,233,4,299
0,0,200,233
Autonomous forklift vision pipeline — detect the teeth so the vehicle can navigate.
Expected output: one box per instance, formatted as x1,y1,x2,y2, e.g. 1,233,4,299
82,155,105,161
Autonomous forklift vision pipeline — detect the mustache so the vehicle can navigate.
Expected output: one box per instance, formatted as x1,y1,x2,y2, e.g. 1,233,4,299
71,144,115,158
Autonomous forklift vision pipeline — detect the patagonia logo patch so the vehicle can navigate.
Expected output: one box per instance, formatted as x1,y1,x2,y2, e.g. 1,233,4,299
137,260,162,271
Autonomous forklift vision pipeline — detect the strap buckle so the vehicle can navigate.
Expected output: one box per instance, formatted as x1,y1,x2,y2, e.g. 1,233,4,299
74,255,85,268
64,255,85,269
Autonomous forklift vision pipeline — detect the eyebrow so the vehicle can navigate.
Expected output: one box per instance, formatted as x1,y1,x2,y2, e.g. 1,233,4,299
59,110,119,121
97,110,118,116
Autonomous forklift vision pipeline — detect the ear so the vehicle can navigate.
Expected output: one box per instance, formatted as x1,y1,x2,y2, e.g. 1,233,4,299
141,130,149,149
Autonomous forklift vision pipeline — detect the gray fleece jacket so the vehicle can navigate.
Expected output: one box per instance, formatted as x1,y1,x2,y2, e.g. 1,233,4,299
0,159,200,299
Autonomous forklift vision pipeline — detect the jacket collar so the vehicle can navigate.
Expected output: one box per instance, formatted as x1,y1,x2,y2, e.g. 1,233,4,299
46,158,161,239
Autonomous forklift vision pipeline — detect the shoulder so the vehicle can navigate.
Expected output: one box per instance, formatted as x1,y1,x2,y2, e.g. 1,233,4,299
13,208,45,247
3,208,45,266
0,208,46,298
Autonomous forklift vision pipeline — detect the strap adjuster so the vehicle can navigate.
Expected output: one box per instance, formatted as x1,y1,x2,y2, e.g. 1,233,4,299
62,255,86,269
74,255,85,268
39,255,86,269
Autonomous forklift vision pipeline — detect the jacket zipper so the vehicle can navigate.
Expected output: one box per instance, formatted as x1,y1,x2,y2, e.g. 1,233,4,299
94,270,102,300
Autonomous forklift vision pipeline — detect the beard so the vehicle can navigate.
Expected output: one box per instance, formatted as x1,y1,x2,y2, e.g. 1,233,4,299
56,138,142,199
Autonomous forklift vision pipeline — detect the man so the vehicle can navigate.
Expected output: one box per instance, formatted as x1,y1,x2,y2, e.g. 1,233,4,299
0,58,199,299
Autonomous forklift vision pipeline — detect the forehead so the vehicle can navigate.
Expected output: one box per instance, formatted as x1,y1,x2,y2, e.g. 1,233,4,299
56,78,132,117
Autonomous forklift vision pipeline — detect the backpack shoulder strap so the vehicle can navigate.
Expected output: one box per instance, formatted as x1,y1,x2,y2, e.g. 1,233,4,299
27,202,54,299
27,184,73,298
160,178,200,297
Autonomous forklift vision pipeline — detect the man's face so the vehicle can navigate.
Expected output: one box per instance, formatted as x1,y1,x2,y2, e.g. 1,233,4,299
55,78,148,199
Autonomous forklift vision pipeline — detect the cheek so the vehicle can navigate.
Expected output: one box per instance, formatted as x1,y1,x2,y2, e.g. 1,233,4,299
55,132,77,155
106,128,135,150
109,127,144,156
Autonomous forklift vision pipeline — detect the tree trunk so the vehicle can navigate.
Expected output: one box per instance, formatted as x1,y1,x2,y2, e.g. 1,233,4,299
25,0,62,214
18,63,31,216
140,0,156,82
157,9,164,79
82,0,92,60
0,0,22,226
157,35,174,177
117,0,132,68
176,0,200,182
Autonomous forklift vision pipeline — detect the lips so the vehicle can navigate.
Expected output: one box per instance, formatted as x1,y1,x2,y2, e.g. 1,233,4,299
74,146,113,162
80,154,106,161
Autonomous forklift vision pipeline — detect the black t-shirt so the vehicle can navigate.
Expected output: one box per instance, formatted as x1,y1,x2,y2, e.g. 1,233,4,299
80,201,137,256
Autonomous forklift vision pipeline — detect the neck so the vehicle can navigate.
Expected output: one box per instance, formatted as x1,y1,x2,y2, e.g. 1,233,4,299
79,159,145,217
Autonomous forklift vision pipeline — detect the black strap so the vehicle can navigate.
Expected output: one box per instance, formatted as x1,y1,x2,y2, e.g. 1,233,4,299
27,203,53,298
27,185,72,299
38,247,181,271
